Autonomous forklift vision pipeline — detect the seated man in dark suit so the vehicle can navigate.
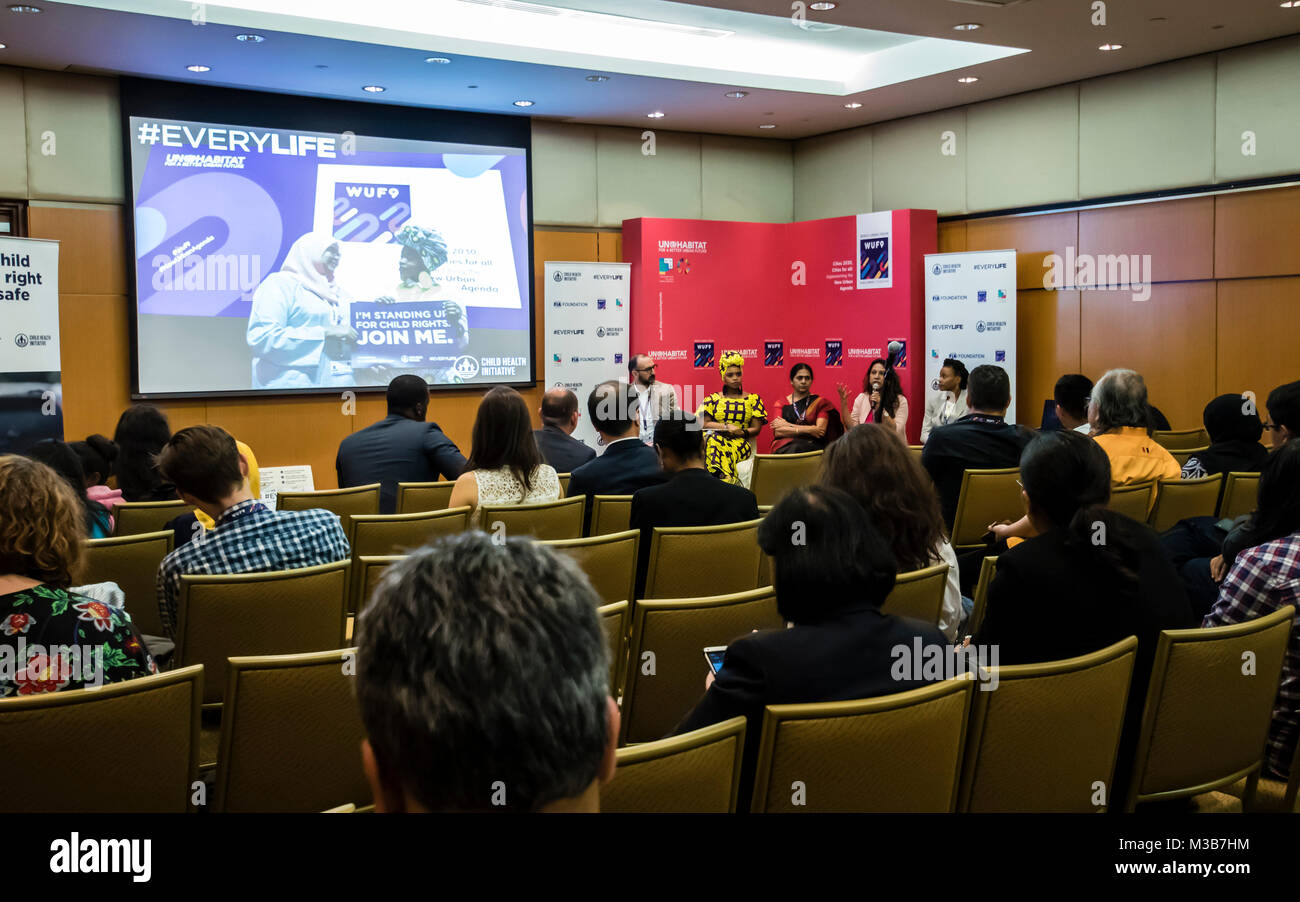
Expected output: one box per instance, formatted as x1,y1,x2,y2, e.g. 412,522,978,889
336,374,467,514
568,380,667,532
673,484,949,808
533,387,595,475
629,412,758,597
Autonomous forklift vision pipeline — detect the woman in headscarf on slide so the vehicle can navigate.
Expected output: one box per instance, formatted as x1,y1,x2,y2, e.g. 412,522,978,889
246,233,357,388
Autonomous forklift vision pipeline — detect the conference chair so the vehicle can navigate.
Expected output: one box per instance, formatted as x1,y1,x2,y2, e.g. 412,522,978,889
619,587,783,744
748,450,822,507
174,560,351,707
1198,729,1300,813
396,481,454,514
352,555,405,618
750,677,975,813
0,664,202,813
641,519,764,599
1152,428,1210,451
1170,446,1209,468
601,717,747,813
83,529,174,640
598,601,629,695
950,468,1022,550
557,472,571,495
480,495,585,540
346,507,471,611
880,561,949,626
589,494,634,536
1108,481,1156,522
908,445,924,465
968,556,998,637
1147,473,1223,533
213,649,371,813
1218,471,1261,520
957,637,1138,812
1123,605,1295,812
277,484,380,533
112,499,192,537
543,529,639,606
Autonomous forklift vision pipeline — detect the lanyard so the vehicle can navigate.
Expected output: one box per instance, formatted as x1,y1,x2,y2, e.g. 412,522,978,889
219,502,267,527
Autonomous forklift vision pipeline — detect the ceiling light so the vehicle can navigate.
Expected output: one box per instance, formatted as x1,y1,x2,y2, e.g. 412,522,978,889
1282,1,1297,7
8,5,40,12
758,123,777,129
513,99,534,107
0,43,7,49
953,23,981,31
647,111,665,118
810,2,836,9
425,56,451,64
187,65,211,73
725,91,748,99
844,102,862,109
455,0,733,39
235,33,265,43
362,85,386,93
585,74,609,82
957,76,978,83
1099,43,1123,51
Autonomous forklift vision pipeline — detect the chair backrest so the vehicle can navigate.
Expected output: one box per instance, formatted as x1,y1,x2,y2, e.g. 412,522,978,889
1125,605,1295,811
1153,428,1210,451
214,649,371,813
597,600,629,694
112,499,192,537
175,560,351,706
590,494,634,536
620,587,783,744
748,451,822,506
1219,471,1261,520
643,519,764,599
602,717,747,813
352,555,406,617
958,637,1138,812
347,507,470,611
880,562,949,625
750,677,975,812
1148,474,1224,533
557,472,571,495
83,530,174,638
543,530,639,606
951,468,1022,548
908,445,923,465
277,484,380,532
0,664,202,813
1107,481,1156,522
968,555,998,637
396,481,454,514
1170,446,1209,468
480,495,585,540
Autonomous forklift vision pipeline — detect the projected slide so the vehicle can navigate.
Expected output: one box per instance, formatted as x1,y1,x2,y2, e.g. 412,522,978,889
128,117,531,395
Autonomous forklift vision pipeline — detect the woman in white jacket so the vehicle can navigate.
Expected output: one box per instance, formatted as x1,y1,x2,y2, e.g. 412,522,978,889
920,357,969,444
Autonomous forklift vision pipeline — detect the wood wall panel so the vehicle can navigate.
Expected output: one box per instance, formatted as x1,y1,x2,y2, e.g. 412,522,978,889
966,211,1078,291
205,396,355,490
28,204,127,295
1015,289,1080,426
57,293,131,441
1078,196,1214,284
1215,186,1300,279
938,221,966,254
1079,282,1217,430
597,231,623,263
1215,277,1300,408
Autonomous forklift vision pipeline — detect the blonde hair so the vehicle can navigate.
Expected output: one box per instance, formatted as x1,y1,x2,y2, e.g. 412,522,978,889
0,455,86,587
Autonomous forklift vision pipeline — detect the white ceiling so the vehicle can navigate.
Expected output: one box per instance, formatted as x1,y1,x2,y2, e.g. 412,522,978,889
6,0,1300,139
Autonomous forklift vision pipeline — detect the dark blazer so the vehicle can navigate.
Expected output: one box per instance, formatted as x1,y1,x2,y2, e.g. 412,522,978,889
568,437,667,531
675,605,949,810
922,414,1034,529
629,467,759,597
533,424,595,475
336,414,467,514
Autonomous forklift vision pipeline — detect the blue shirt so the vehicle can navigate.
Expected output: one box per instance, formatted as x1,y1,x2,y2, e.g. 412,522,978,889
155,498,350,636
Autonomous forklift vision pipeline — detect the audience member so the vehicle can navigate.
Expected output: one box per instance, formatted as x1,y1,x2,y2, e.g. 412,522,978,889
355,532,617,812
839,356,908,438
1265,380,1300,448
532,387,595,473
112,404,176,502
674,485,948,808
1052,374,1093,434
629,413,759,596
920,358,969,443
155,425,349,636
1181,393,1268,479
70,434,122,512
922,364,1032,529
568,381,666,532
0,455,155,696
1089,369,1180,484
973,430,1194,806
629,353,679,446
26,440,114,539
449,386,560,529
768,362,841,454
337,374,466,514
823,424,964,640
698,351,768,484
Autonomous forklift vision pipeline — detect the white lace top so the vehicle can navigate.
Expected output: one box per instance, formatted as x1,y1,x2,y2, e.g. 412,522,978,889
470,465,561,528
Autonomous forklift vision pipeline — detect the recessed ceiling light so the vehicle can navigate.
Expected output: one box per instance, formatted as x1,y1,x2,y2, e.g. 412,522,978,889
585,74,609,82
1099,43,1123,51
953,23,981,31
1282,1,1297,7
235,33,265,43
0,43,7,49
810,1,836,9
8,5,41,12
362,85,386,93
647,111,665,118
725,91,748,99
758,123,777,129
187,65,211,73
513,99,534,107
844,102,862,109
425,56,451,64
957,76,979,84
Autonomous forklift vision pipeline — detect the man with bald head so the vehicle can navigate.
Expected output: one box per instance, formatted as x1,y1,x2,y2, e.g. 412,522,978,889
533,387,596,474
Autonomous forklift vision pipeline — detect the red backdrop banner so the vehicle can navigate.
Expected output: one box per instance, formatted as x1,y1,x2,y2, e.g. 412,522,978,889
624,210,937,449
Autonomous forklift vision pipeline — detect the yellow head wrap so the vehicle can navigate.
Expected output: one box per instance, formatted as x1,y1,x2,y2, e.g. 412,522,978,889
718,350,745,376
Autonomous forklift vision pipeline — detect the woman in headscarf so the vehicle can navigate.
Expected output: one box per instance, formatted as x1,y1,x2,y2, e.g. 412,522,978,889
1181,393,1269,479
697,351,767,485
246,233,356,388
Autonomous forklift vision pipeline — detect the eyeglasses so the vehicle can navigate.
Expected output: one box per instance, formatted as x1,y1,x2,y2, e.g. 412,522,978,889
637,365,657,372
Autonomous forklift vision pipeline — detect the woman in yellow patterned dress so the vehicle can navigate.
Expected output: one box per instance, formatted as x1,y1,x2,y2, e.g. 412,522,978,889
698,351,768,484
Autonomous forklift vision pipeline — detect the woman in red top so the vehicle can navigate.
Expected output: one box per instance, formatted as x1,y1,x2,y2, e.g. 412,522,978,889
769,362,842,454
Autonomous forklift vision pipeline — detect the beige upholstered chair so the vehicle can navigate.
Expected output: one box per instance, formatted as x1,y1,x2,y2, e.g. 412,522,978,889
748,451,822,507
950,468,1022,549
396,481,455,514
1152,428,1210,451
880,562,949,625
543,529,639,606
277,484,380,533
84,529,174,638
1218,471,1261,520
1108,481,1156,521
112,499,192,537
480,495,585,540
1148,474,1223,533
642,519,763,599
602,717,747,813
589,495,634,536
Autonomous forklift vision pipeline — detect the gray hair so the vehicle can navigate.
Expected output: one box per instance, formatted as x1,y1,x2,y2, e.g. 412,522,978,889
354,531,609,811
1090,368,1150,432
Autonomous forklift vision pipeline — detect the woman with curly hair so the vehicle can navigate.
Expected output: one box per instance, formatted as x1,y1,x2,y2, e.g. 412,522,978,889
0,455,155,697
697,351,768,485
